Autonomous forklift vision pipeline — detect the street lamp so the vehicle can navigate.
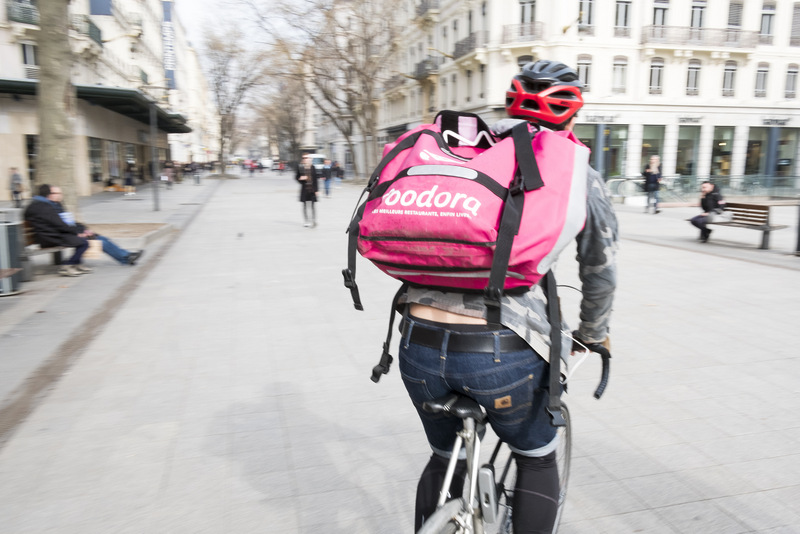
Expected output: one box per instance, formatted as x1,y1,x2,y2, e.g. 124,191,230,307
140,84,172,212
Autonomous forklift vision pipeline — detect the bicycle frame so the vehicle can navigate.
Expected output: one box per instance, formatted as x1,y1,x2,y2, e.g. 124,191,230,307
436,417,485,533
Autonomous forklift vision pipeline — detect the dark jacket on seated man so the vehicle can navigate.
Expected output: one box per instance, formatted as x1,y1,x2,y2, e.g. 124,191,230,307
24,192,86,249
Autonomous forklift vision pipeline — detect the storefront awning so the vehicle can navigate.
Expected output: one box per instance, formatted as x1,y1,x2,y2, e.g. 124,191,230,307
0,78,192,134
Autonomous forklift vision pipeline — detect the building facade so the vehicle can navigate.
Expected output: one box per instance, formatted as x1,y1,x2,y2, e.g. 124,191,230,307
1,0,217,200
366,0,800,189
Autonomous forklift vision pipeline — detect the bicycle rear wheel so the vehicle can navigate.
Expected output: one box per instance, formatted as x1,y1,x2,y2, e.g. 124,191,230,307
416,499,470,534
495,404,572,534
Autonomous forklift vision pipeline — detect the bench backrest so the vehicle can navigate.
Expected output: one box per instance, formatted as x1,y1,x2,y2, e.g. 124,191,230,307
22,220,37,247
723,202,770,226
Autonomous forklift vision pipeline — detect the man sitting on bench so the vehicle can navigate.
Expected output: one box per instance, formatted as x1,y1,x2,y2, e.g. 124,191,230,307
24,184,143,277
689,181,726,243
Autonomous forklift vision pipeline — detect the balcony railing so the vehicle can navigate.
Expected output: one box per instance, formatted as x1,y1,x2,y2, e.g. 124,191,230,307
614,26,631,38
6,0,39,25
24,65,39,79
416,0,439,18
453,31,488,60
642,25,758,48
384,74,406,91
71,15,103,47
501,22,544,44
414,56,443,80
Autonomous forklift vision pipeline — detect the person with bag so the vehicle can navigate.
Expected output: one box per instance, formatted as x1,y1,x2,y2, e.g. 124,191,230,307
295,154,319,227
642,154,662,214
690,180,727,242
347,60,618,534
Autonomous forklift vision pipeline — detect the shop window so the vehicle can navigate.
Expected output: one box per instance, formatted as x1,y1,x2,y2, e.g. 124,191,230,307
88,137,103,183
745,127,769,175
711,126,734,176
677,126,701,177
641,125,665,170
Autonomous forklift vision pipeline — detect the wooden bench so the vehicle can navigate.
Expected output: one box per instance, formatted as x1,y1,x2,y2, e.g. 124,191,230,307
707,202,789,249
22,220,67,265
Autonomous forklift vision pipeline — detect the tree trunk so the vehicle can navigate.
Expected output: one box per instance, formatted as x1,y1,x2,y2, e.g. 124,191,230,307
38,0,76,213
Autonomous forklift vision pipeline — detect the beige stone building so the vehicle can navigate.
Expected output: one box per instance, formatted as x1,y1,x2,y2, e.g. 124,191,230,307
1,0,217,200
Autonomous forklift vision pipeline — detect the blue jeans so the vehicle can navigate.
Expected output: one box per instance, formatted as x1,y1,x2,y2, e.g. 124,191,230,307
65,239,89,265
398,318,558,458
96,235,130,264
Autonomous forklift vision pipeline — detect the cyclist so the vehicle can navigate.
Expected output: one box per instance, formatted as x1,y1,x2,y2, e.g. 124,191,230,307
398,60,618,534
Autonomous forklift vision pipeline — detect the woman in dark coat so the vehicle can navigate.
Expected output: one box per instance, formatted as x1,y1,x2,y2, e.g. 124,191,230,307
642,154,662,214
296,154,319,227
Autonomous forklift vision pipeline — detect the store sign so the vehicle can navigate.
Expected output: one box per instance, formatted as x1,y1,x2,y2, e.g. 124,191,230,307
678,116,702,124
163,1,176,89
762,117,790,126
584,114,617,123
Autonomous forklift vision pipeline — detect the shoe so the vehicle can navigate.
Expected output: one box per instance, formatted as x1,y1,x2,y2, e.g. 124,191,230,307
75,264,93,273
303,222,311,228
127,250,144,265
655,209,661,214
58,265,83,277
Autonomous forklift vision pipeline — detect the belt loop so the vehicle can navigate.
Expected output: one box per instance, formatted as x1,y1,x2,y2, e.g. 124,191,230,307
493,332,501,363
441,330,451,359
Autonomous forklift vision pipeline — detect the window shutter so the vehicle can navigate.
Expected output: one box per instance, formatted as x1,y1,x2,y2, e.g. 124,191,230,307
728,2,743,27
793,3,800,39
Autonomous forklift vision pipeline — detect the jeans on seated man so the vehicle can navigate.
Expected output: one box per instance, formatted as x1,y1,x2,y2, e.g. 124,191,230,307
24,184,144,277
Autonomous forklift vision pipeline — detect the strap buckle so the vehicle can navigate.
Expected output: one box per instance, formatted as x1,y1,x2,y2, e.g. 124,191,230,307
342,269,364,311
370,343,394,383
546,405,567,427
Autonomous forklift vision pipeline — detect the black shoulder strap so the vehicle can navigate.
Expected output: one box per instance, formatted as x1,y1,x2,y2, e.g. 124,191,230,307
371,283,408,383
542,270,566,427
484,122,543,324
343,131,425,310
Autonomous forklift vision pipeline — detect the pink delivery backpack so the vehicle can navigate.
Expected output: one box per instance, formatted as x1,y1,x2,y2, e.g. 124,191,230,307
343,111,590,388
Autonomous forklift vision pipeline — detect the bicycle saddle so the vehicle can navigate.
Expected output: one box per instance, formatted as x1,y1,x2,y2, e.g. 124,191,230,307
423,393,488,424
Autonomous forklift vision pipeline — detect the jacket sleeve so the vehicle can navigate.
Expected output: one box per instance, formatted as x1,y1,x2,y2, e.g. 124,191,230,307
575,167,619,343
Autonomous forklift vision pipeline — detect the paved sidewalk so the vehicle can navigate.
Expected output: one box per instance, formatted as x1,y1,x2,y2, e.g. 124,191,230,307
0,171,799,533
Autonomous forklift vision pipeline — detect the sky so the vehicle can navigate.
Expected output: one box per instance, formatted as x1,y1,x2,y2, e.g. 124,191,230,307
174,0,241,51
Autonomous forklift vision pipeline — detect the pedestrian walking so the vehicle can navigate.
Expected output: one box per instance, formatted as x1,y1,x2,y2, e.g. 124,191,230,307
9,167,24,208
296,154,318,227
322,159,332,197
642,155,662,214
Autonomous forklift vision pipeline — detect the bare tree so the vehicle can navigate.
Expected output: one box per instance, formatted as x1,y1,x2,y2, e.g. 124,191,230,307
38,0,77,212
203,26,271,172
259,76,308,165
243,0,399,179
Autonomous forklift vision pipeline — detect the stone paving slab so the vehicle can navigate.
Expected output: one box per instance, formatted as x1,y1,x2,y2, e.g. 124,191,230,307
0,169,798,533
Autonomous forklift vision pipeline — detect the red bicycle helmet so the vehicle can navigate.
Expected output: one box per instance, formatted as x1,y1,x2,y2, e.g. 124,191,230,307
505,60,584,129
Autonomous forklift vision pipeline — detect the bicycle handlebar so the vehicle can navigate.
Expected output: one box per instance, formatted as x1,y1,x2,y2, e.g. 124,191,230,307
585,343,611,399
570,334,612,399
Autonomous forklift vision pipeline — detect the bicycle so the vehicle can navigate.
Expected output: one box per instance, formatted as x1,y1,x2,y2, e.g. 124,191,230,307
415,339,611,534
